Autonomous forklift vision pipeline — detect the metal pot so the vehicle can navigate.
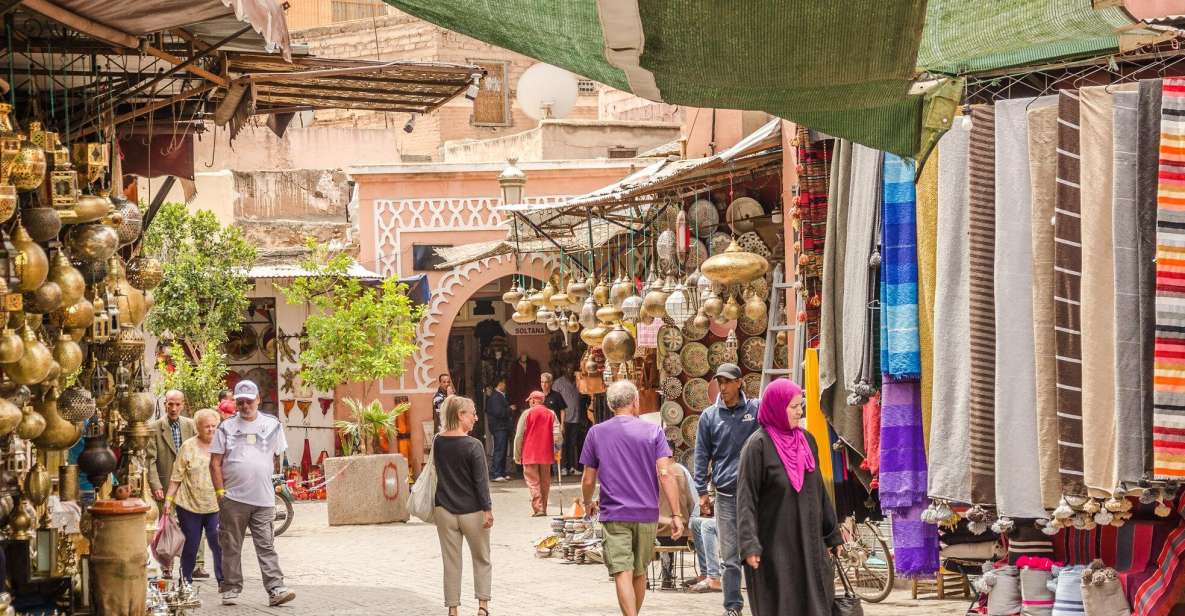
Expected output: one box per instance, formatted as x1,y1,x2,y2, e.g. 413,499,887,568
11,226,48,292
579,325,607,347
601,324,636,364
595,305,623,325
77,433,117,488
0,396,20,436
66,223,118,263
0,328,23,364
23,280,62,314
4,325,52,385
48,251,86,306
71,193,112,224
32,388,81,450
62,298,94,330
700,240,769,286
21,206,60,243
15,402,44,440
52,333,83,375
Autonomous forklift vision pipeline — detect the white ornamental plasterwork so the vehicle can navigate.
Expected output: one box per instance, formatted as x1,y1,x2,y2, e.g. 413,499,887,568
410,252,554,389
372,196,568,276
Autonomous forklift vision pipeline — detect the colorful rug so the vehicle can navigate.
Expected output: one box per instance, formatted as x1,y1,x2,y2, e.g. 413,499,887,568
1153,77,1185,480
1054,89,1086,496
967,104,997,506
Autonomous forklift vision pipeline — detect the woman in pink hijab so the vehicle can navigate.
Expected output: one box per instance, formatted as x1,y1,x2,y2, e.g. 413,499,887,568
736,378,843,616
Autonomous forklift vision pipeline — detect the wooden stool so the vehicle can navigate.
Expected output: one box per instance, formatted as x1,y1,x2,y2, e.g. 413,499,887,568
911,567,971,600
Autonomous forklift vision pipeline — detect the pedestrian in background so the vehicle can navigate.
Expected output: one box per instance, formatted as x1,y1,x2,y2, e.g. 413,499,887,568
693,363,760,616
162,408,223,586
581,380,684,616
553,369,584,477
216,389,235,420
738,379,842,616
146,389,197,576
485,378,512,482
514,391,560,516
433,395,494,616
210,380,295,607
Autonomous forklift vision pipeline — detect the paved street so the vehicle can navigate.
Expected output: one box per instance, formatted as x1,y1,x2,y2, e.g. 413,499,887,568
193,479,966,615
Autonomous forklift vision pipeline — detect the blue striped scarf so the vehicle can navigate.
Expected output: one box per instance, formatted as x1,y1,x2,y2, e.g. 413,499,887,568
879,154,922,380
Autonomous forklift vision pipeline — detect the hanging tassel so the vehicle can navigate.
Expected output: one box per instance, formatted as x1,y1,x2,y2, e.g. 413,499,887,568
1093,510,1113,526
1053,498,1074,520
1082,498,1102,514
1103,496,1125,513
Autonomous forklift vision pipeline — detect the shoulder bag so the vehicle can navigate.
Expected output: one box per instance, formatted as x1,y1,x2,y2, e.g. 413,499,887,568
408,436,439,523
833,553,865,616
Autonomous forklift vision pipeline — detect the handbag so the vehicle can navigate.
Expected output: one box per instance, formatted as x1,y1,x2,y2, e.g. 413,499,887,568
833,554,865,616
408,436,439,524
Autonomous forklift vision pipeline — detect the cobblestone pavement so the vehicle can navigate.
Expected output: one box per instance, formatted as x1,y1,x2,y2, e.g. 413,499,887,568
191,479,966,615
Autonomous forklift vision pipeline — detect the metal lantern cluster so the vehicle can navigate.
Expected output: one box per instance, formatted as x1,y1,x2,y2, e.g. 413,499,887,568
0,96,161,548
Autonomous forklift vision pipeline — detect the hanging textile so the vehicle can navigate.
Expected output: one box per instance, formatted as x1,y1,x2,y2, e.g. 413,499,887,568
1054,90,1087,496
1028,101,1063,510
818,140,851,440
880,380,937,577
880,154,922,380
797,127,832,345
804,347,836,506
860,393,881,486
1080,85,1125,497
843,146,884,393
916,150,939,453
1130,497,1185,616
993,97,1052,519
928,119,972,505
967,105,997,506
1153,77,1185,481
1112,90,1144,489
1137,79,1163,478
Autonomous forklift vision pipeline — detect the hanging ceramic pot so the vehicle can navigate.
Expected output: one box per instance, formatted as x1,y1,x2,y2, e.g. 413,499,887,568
71,193,112,224
23,280,62,314
12,226,47,292
48,251,86,306
10,140,46,191
52,333,83,375
0,396,20,436
0,327,23,364
33,388,80,450
66,223,118,263
77,433,117,488
579,296,598,329
125,256,162,291
700,240,770,286
601,324,636,364
15,400,45,440
21,207,61,243
4,325,51,385
62,298,94,330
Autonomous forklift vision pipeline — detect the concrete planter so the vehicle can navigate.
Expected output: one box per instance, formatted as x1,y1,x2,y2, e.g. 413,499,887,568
324,453,410,525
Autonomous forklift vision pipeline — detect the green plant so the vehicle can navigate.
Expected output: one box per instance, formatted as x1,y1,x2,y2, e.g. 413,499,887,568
278,240,422,403
335,398,409,456
154,341,229,410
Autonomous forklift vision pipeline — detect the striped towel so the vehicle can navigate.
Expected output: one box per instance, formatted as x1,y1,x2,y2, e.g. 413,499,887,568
880,153,921,379
968,105,997,506
1153,77,1185,480
1054,90,1086,496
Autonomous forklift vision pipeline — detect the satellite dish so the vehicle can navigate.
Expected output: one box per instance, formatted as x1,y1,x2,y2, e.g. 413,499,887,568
516,63,579,121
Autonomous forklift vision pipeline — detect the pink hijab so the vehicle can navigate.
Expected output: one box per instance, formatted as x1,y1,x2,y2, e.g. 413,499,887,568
756,379,816,492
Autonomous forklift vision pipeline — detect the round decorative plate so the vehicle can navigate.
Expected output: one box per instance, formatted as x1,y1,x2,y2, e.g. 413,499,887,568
665,425,685,448
681,415,700,448
661,376,684,400
743,373,762,398
678,447,695,474
680,342,710,378
224,325,258,361
737,231,773,258
708,340,734,366
683,316,708,341
710,231,732,255
774,343,789,369
688,198,719,238
259,325,277,361
684,239,708,269
739,313,766,337
661,400,685,426
660,351,683,377
658,325,685,353
749,274,770,299
683,377,710,412
726,197,764,232
741,337,766,372
709,318,737,338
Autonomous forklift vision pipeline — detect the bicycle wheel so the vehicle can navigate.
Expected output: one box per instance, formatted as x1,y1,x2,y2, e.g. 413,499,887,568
836,520,894,603
273,492,294,537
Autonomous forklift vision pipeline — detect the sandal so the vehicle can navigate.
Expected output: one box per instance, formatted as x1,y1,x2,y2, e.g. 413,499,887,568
477,608,490,616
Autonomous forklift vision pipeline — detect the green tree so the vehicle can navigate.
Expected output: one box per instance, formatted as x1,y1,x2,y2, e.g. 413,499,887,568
279,241,422,454
143,203,256,408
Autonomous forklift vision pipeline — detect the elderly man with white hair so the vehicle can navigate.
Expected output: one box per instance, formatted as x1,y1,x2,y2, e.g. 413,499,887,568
147,389,199,575
581,380,685,616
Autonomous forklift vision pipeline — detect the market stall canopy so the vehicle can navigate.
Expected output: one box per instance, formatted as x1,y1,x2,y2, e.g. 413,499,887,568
247,248,383,281
380,0,1169,158
433,217,632,270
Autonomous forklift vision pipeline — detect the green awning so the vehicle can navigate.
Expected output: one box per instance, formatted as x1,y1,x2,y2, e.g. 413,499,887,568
382,0,1147,158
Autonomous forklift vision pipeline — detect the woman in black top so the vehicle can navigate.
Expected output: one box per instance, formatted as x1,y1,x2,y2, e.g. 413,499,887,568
434,395,494,616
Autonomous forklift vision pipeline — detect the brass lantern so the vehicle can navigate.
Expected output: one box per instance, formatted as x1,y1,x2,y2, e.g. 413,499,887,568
49,134,78,212
72,142,108,185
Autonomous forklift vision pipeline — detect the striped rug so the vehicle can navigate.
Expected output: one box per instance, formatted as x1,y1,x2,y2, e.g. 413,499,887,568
1054,90,1086,496
967,105,997,506
1153,78,1185,480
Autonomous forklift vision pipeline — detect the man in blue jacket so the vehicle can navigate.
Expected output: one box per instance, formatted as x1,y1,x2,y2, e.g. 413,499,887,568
485,378,512,482
693,363,759,616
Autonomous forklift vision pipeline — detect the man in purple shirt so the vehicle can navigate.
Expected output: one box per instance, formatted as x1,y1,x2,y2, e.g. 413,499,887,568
581,380,684,616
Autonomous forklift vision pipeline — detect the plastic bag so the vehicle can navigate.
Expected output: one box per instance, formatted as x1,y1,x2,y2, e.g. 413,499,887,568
151,513,185,567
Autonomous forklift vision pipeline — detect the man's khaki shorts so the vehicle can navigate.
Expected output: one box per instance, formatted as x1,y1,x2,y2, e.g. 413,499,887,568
602,521,657,576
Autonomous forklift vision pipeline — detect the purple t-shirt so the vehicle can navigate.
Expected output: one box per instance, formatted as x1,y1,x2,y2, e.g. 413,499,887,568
580,415,672,523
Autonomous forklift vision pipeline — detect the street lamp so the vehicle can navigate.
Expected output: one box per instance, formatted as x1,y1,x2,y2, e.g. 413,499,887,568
498,157,526,206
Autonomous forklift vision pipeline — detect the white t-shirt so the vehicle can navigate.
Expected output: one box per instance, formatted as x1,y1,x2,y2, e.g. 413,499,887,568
210,412,287,508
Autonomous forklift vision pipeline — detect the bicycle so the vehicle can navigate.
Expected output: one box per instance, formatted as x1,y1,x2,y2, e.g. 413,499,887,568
272,474,295,537
833,516,894,603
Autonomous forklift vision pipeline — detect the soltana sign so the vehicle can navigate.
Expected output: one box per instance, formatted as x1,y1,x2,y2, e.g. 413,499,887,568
502,319,549,337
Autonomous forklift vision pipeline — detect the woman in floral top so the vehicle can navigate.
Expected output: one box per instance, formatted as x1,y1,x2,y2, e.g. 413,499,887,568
163,408,223,584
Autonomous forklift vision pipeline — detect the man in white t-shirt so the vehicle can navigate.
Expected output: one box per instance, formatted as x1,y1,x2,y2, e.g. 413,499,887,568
210,380,294,607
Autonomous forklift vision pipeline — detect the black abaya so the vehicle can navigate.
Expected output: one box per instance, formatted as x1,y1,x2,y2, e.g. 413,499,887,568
737,429,843,616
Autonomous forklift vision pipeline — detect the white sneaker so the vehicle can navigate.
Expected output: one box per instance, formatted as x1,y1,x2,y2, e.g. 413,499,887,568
268,586,295,606
493,476,508,483
560,468,570,477
221,591,239,605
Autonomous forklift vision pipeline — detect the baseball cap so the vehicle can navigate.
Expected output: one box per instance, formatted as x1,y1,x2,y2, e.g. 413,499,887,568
713,363,742,381
527,390,545,402
233,380,259,401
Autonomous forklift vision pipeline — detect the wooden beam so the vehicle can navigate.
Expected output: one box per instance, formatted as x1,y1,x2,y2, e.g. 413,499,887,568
73,81,217,139
143,176,177,228
21,0,137,48
141,45,227,87
0,0,25,15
